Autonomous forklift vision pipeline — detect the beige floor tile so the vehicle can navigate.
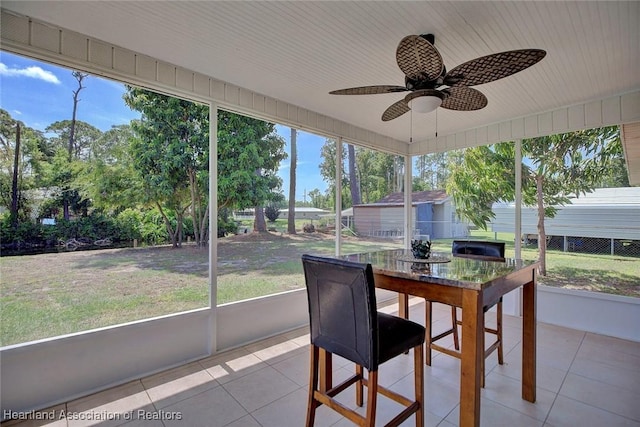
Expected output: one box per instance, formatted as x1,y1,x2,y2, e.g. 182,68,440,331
424,351,461,388
118,418,164,427
221,414,261,427
537,322,585,348
575,338,640,373
271,347,311,386
66,381,154,427
160,387,247,427
582,332,640,357
222,365,299,412
435,420,457,427
536,342,581,372
559,372,640,421
312,405,355,427
141,362,218,409
482,372,555,422
422,377,460,420
569,356,640,393
377,351,417,388
250,388,307,427
445,398,543,427
546,395,640,427
199,347,267,385
243,334,304,365
497,352,568,394
281,327,311,347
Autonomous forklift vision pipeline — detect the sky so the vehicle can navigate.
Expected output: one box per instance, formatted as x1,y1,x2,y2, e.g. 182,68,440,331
0,50,328,202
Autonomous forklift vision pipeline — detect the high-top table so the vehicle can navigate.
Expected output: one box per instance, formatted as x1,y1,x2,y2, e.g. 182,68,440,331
322,249,539,427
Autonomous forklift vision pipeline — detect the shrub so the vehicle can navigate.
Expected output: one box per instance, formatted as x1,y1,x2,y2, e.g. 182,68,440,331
265,205,280,222
140,208,169,244
0,214,45,246
217,207,238,237
116,208,143,241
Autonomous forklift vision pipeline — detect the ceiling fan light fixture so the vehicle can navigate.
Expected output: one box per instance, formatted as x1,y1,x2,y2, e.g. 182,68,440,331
406,89,444,114
409,95,442,113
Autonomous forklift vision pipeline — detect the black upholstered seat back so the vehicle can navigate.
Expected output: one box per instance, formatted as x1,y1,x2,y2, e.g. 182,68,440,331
452,240,505,259
302,254,378,371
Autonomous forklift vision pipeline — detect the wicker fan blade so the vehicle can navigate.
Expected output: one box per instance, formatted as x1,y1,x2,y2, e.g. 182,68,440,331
382,99,410,121
444,49,546,87
329,85,408,95
441,87,488,111
396,35,444,82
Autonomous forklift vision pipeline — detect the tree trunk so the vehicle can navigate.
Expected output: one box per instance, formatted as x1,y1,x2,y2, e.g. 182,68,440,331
63,193,70,221
188,168,202,246
288,128,297,234
10,123,20,229
199,203,210,247
394,157,404,192
535,174,547,275
156,201,179,248
254,205,267,232
347,144,361,205
64,72,87,220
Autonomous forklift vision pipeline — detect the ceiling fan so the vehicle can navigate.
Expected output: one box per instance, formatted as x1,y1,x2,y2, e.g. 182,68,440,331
329,34,546,121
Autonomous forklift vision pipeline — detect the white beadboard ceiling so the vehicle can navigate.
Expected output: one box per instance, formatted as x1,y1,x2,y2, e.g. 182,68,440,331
2,2,639,149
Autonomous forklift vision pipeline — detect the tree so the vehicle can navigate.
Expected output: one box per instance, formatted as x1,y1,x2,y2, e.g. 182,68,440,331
414,151,462,190
288,128,297,234
44,119,102,219
318,139,347,209
319,139,344,185
68,72,88,160
216,111,286,232
45,120,101,161
51,71,88,220
319,140,407,208
448,126,624,275
0,109,45,223
124,87,210,247
10,123,21,228
347,144,361,205
354,148,404,203
77,124,143,213
307,188,331,209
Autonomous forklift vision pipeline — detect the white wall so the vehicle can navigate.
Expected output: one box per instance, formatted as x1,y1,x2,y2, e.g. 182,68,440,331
1,309,212,417
537,286,640,342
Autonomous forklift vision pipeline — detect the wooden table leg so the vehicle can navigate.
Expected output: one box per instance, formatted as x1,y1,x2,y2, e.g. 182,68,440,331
459,290,483,427
522,274,537,402
398,292,409,320
319,348,332,392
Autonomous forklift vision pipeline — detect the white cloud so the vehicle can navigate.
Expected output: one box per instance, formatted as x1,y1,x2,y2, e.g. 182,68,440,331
12,110,22,115
0,63,61,84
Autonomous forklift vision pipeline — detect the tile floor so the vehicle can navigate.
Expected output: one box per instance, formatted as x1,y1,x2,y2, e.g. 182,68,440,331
3,299,640,427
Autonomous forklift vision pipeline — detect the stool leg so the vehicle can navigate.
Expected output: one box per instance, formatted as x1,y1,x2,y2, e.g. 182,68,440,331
365,370,378,427
451,306,460,350
306,345,319,427
415,344,424,427
425,300,433,366
497,300,504,365
356,364,364,407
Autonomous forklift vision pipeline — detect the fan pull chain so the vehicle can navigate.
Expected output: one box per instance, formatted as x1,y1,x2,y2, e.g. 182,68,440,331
410,108,413,144
435,109,438,138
